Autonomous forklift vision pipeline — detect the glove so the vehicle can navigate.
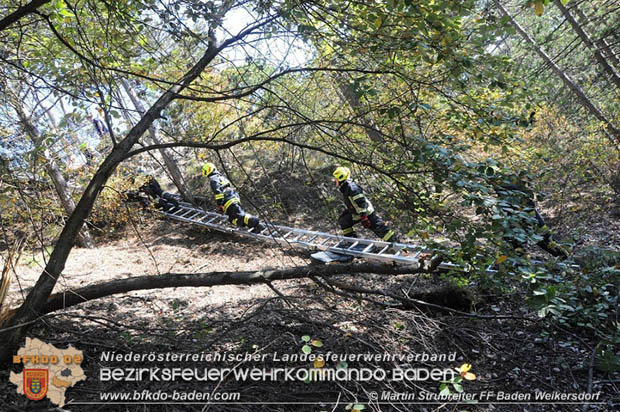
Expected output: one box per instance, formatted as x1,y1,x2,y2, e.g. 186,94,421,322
217,205,224,214
360,215,371,228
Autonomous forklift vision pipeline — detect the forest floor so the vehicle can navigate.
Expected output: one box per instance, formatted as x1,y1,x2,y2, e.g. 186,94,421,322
1,196,619,412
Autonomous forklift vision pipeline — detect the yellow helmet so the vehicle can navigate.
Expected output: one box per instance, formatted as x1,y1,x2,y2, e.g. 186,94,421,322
333,166,351,182
202,162,216,177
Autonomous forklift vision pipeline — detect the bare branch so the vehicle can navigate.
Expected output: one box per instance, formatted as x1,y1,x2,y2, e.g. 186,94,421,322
0,0,50,32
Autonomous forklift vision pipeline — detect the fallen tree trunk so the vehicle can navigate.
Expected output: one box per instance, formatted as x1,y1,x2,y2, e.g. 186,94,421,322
40,262,431,314
0,1,254,361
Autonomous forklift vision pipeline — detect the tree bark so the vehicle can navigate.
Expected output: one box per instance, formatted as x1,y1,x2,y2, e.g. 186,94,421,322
571,4,620,68
121,78,193,202
0,0,50,32
553,0,620,90
335,74,385,144
0,13,274,362
12,103,95,249
40,262,428,314
494,0,620,144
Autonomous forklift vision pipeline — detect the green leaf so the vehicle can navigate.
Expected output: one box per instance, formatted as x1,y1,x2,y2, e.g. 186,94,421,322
453,383,464,393
302,344,312,354
298,24,314,33
301,335,311,342
387,106,400,119
439,386,451,396
59,8,74,17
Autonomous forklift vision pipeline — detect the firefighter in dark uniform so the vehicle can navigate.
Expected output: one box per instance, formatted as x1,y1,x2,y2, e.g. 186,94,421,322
202,162,267,233
493,173,567,258
125,169,179,212
140,175,180,211
332,166,398,244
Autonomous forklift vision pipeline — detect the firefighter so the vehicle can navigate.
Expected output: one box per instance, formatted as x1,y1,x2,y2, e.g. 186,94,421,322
492,173,568,259
128,172,179,212
202,162,267,233
332,166,398,245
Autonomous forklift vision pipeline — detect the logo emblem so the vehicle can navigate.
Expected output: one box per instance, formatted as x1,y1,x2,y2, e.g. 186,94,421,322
24,369,48,401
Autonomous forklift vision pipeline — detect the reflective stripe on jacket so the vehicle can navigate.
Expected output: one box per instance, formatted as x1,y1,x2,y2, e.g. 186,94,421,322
209,172,233,206
339,180,374,216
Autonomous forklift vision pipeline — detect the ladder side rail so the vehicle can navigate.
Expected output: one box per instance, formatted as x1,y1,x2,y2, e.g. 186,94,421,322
159,200,499,270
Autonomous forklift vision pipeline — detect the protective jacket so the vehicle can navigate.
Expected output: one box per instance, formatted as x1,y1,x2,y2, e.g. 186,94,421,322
337,179,396,243
140,177,179,210
141,177,165,199
207,171,264,231
339,180,374,217
209,171,237,211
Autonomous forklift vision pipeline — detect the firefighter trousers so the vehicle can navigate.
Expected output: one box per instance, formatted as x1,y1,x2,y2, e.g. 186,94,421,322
338,210,397,242
223,191,262,229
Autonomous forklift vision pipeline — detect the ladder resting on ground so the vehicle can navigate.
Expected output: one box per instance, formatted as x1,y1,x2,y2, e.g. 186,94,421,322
161,200,454,268
161,199,577,272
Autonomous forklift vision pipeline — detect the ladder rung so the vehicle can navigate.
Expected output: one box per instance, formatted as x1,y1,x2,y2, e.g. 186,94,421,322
159,202,484,271
186,211,201,220
361,244,374,253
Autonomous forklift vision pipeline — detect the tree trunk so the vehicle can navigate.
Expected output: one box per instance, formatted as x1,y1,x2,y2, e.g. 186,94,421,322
0,11,261,360
335,74,385,144
571,4,620,68
12,103,95,249
553,0,620,90
122,78,194,202
494,0,620,144
0,0,51,31
40,262,428,314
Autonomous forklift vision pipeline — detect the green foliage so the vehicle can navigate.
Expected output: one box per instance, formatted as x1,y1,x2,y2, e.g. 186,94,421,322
526,248,620,342
0,0,617,364
300,335,323,355
89,169,147,233
596,339,620,373
0,166,66,246
439,364,476,397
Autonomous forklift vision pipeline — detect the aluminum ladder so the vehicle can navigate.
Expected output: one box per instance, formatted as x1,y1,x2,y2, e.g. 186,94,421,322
160,202,579,273
160,201,447,267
